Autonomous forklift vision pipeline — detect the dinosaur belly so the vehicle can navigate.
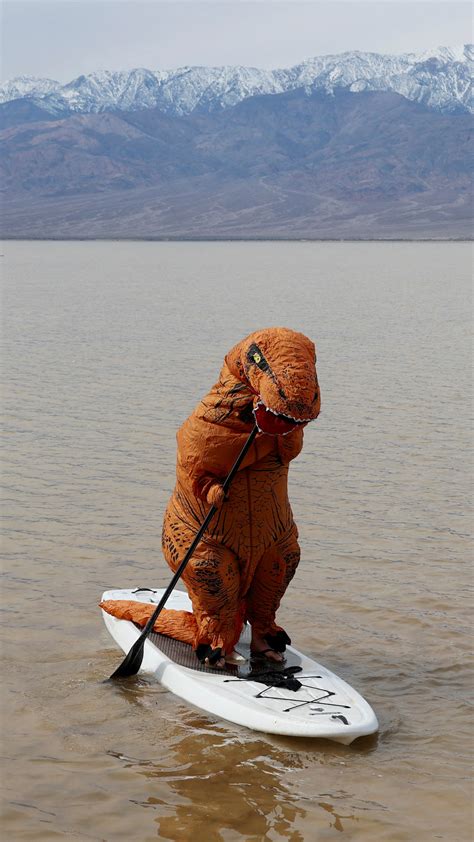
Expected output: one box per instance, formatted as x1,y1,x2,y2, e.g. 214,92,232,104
166,452,293,565
212,454,293,560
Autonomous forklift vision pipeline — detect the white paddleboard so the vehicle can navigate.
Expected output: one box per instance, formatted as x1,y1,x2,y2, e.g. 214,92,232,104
101,587,378,744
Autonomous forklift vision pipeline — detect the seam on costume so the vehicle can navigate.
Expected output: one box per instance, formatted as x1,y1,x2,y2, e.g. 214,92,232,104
246,470,253,554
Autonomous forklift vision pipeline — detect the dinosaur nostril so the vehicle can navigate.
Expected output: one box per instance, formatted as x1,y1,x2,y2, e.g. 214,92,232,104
278,387,287,400
313,390,319,403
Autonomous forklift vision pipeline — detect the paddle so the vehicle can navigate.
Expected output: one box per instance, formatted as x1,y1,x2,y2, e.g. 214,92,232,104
109,424,258,679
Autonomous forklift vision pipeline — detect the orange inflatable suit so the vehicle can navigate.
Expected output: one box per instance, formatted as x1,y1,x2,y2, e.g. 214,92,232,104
101,328,320,665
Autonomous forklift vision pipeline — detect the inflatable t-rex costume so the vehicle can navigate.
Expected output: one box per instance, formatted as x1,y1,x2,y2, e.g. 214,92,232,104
101,328,320,663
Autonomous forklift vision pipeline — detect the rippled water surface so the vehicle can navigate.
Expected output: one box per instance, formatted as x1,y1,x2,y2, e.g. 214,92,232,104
1,241,472,841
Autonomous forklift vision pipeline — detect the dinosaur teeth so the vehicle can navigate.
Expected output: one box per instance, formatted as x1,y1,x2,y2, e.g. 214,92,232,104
255,399,310,424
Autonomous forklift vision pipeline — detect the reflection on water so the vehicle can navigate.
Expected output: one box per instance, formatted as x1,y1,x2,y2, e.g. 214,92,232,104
105,721,374,841
109,734,307,841
1,241,472,841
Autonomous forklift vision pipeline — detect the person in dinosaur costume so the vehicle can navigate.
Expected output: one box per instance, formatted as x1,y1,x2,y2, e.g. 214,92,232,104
101,327,320,668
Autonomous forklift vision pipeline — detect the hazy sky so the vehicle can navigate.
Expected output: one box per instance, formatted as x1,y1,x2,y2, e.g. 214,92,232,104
1,1,472,82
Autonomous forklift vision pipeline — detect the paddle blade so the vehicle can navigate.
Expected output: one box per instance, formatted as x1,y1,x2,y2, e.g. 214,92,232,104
109,637,145,680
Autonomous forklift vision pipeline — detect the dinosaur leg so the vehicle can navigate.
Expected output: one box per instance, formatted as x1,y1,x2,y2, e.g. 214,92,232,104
245,524,300,658
182,540,244,662
162,518,244,659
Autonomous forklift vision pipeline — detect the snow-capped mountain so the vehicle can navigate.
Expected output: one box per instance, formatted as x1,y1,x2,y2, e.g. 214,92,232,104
1,46,472,116
290,46,473,112
0,75,60,102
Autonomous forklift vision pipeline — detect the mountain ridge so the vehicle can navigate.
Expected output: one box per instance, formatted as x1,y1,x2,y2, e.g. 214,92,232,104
1,45,472,117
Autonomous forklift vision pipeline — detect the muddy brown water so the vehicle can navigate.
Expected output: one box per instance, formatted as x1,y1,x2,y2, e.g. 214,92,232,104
1,241,472,841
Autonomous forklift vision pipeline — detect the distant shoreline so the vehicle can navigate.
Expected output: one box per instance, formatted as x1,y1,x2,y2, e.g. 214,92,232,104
1,236,472,243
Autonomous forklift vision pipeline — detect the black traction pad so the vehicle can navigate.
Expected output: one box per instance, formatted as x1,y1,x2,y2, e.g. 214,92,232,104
146,623,301,679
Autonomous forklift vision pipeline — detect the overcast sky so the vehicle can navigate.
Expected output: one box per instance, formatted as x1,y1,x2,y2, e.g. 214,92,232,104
1,1,472,82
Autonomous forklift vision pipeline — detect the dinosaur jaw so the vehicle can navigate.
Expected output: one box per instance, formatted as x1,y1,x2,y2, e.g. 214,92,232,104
253,400,309,436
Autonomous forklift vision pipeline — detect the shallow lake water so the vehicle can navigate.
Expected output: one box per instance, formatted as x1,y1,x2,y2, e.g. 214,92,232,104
1,240,472,841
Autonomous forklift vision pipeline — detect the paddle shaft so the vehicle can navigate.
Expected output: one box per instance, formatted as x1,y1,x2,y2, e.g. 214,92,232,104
109,424,258,679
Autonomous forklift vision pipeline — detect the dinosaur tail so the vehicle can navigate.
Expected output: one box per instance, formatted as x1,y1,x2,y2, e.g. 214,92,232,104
100,600,198,646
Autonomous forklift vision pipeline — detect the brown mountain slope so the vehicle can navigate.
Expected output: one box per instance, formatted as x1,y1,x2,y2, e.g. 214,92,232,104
1,89,472,238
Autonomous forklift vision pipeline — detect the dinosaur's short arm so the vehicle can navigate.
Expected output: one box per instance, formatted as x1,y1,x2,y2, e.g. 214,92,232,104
196,475,226,508
276,427,304,465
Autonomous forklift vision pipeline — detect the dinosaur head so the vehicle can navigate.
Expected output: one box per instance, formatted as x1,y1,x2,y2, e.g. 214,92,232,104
225,327,320,435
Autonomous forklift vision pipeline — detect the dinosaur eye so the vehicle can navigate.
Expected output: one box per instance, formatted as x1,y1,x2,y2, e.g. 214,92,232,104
247,343,269,371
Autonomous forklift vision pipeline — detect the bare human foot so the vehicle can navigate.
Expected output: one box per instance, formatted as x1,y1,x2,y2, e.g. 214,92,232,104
250,633,284,663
